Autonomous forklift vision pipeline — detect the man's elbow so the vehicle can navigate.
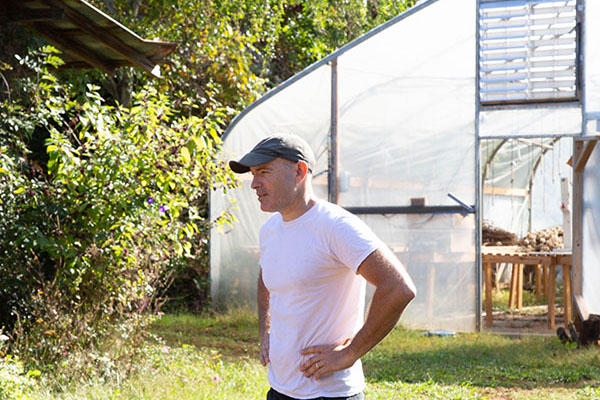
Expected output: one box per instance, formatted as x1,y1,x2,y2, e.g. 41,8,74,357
392,279,417,310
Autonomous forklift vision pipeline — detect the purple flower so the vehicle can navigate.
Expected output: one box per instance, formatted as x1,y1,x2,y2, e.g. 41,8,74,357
147,197,154,205
212,375,220,382
158,205,166,213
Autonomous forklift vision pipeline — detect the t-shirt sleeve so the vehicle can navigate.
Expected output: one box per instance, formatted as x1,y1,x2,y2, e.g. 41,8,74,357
328,213,384,273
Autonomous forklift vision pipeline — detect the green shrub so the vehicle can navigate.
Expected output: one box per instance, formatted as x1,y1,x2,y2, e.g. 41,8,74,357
0,45,238,372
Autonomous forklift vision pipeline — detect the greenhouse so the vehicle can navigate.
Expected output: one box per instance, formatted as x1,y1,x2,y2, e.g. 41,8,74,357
211,0,600,332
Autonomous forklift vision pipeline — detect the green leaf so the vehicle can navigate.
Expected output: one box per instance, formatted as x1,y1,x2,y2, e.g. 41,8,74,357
27,369,42,378
181,147,191,164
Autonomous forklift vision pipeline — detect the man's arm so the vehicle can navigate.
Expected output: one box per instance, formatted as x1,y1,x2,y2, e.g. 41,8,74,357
258,268,271,366
299,247,416,379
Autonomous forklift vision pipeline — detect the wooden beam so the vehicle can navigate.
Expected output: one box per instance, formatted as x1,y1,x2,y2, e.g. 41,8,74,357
7,7,64,22
58,27,123,38
60,60,99,69
32,23,115,74
483,187,529,197
574,139,598,172
516,137,553,150
42,0,159,76
482,253,557,265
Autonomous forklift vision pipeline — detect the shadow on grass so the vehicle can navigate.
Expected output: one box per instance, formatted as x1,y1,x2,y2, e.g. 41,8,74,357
150,311,260,359
363,331,600,390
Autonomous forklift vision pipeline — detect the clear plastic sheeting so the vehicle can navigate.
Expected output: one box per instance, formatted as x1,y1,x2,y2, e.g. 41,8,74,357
361,213,476,332
582,146,600,314
481,137,572,236
481,138,539,237
530,138,573,232
210,65,331,306
584,0,600,135
479,104,582,137
337,0,476,207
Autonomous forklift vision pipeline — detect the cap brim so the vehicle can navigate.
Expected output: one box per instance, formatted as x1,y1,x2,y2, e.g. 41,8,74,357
229,152,277,174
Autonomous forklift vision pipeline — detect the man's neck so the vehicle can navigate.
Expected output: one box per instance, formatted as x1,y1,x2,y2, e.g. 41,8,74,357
280,195,317,222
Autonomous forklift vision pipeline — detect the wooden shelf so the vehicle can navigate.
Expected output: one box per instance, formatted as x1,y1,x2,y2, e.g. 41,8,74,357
482,249,572,331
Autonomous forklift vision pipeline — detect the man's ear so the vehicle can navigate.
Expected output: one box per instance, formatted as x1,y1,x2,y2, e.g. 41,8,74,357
296,161,308,183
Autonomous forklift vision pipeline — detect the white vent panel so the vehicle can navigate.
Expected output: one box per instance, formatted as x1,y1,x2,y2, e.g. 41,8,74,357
479,0,578,103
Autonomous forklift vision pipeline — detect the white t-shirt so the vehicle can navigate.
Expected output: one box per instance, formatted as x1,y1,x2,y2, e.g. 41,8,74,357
260,199,383,399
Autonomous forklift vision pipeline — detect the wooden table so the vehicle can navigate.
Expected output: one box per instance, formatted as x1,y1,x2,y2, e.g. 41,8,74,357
482,249,572,330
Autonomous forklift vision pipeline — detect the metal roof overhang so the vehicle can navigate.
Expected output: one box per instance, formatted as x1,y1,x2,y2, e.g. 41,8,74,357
0,0,177,77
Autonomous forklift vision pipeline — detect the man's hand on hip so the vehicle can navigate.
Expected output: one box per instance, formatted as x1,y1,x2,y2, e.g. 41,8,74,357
298,338,355,380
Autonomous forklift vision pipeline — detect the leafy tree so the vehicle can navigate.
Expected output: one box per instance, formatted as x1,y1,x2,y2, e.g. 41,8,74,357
88,0,416,106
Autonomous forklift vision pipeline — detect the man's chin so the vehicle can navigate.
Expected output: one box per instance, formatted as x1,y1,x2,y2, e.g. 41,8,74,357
259,203,274,213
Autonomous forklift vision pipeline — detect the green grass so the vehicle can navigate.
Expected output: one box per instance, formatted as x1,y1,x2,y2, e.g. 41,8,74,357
27,308,600,400
491,285,565,313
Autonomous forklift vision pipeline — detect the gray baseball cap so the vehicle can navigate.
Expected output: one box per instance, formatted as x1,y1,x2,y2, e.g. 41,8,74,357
229,134,315,174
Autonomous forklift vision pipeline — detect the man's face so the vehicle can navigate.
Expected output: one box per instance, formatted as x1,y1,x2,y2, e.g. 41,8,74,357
250,158,298,213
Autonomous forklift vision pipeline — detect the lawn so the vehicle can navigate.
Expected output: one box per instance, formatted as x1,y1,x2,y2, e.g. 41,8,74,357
29,309,600,400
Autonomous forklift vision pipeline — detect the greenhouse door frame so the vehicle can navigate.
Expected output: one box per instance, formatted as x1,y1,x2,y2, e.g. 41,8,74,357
475,0,587,331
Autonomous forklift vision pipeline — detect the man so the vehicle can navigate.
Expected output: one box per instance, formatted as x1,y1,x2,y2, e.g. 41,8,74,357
229,134,416,400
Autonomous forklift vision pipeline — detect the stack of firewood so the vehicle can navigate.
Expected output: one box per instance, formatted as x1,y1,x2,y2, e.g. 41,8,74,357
482,221,518,246
518,226,563,252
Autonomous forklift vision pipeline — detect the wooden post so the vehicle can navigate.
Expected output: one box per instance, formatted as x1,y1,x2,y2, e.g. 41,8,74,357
542,265,547,300
516,264,523,310
561,177,572,250
485,263,493,327
571,139,597,323
508,264,517,309
535,264,542,300
563,264,572,328
548,264,556,330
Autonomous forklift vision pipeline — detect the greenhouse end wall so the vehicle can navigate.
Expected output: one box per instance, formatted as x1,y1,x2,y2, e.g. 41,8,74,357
211,0,600,330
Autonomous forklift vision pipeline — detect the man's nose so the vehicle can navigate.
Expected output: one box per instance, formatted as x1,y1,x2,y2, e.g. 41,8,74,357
251,175,260,189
